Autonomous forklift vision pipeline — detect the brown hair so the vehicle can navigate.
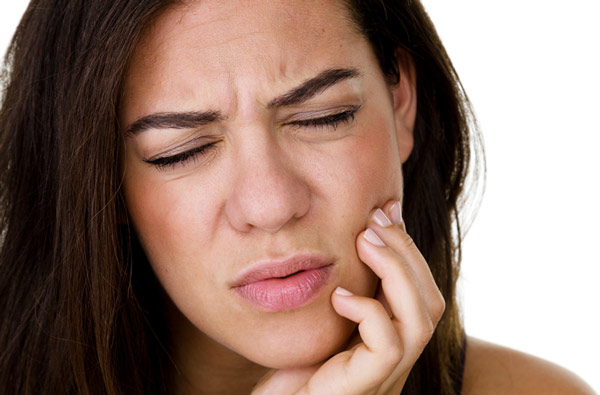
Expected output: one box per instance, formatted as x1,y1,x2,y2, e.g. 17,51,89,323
0,1,483,394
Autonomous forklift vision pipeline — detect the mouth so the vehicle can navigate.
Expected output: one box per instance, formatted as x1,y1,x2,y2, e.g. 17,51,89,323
231,254,335,312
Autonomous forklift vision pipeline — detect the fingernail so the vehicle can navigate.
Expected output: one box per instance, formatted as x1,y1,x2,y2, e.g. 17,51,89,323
335,286,354,296
363,228,385,247
372,208,393,227
389,201,403,225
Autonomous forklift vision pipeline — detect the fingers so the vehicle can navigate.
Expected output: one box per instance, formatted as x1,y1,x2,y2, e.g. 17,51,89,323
294,289,405,394
312,197,447,394
256,200,444,395
331,287,401,365
358,201,446,325
380,201,444,319
354,200,445,366
357,235,435,364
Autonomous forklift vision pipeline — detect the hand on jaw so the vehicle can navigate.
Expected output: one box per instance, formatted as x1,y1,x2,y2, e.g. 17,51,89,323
252,200,445,395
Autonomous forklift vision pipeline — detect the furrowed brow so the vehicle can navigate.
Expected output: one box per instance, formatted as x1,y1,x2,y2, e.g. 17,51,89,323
125,110,223,136
267,68,361,108
124,68,359,135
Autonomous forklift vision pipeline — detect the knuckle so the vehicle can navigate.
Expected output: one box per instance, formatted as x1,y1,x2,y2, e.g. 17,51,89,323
414,320,436,350
369,297,389,318
417,328,435,350
385,340,404,364
399,231,417,250
432,291,446,321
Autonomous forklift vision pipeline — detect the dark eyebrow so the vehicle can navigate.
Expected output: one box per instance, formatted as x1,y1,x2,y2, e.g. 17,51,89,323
125,68,360,136
267,67,361,108
125,110,223,136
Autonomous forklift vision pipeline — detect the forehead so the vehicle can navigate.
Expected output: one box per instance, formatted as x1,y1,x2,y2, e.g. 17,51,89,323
122,0,371,116
137,0,360,65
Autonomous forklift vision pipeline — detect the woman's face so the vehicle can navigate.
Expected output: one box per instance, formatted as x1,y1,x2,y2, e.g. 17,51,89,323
120,0,414,369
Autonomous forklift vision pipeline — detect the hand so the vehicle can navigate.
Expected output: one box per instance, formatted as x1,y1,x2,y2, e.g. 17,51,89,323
252,200,446,395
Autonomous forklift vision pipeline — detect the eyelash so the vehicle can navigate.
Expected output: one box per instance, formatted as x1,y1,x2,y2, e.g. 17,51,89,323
145,106,360,170
144,144,216,170
288,106,359,130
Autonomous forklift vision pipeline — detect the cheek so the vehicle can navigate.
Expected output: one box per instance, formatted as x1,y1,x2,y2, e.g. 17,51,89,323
123,176,228,318
315,115,403,211
354,128,402,198
122,173,218,274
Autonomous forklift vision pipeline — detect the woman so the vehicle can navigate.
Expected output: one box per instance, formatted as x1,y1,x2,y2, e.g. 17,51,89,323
0,0,593,394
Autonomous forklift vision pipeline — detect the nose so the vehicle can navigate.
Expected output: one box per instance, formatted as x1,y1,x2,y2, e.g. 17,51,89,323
225,134,311,233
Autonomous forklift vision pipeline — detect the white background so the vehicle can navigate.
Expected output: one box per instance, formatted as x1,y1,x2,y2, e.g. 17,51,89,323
2,1,598,391
420,0,600,391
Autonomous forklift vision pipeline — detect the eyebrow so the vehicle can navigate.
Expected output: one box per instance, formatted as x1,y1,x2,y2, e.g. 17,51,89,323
267,67,361,108
125,67,360,136
125,110,223,136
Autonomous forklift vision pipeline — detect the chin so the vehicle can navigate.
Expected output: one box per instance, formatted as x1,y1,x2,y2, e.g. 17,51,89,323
235,306,357,369
228,265,378,369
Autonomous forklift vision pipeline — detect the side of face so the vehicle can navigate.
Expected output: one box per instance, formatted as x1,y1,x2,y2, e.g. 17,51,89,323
120,0,415,369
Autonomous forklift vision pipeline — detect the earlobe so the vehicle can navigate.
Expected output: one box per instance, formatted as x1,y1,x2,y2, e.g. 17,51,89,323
390,50,417,163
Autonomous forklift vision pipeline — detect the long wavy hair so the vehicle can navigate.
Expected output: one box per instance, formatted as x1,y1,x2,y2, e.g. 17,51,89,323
0,0,483,394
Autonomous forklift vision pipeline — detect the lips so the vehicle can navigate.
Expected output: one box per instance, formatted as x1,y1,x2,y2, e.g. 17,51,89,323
231,254,335,312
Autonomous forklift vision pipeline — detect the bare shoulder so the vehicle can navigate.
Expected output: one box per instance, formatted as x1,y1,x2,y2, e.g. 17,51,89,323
462,336,596,395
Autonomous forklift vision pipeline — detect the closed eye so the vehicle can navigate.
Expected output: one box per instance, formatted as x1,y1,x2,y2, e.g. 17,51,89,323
143,106,360,171
144,142,217,170
287,105,360,130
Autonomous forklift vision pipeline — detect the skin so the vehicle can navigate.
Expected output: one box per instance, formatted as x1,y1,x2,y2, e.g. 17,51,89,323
463,338,596,395
120,0,595,393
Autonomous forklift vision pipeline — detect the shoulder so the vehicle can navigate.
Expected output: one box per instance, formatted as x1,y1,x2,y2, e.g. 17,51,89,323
462,336,596,395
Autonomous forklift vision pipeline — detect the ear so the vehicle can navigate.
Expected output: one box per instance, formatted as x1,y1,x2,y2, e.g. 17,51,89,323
390,50,417,163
